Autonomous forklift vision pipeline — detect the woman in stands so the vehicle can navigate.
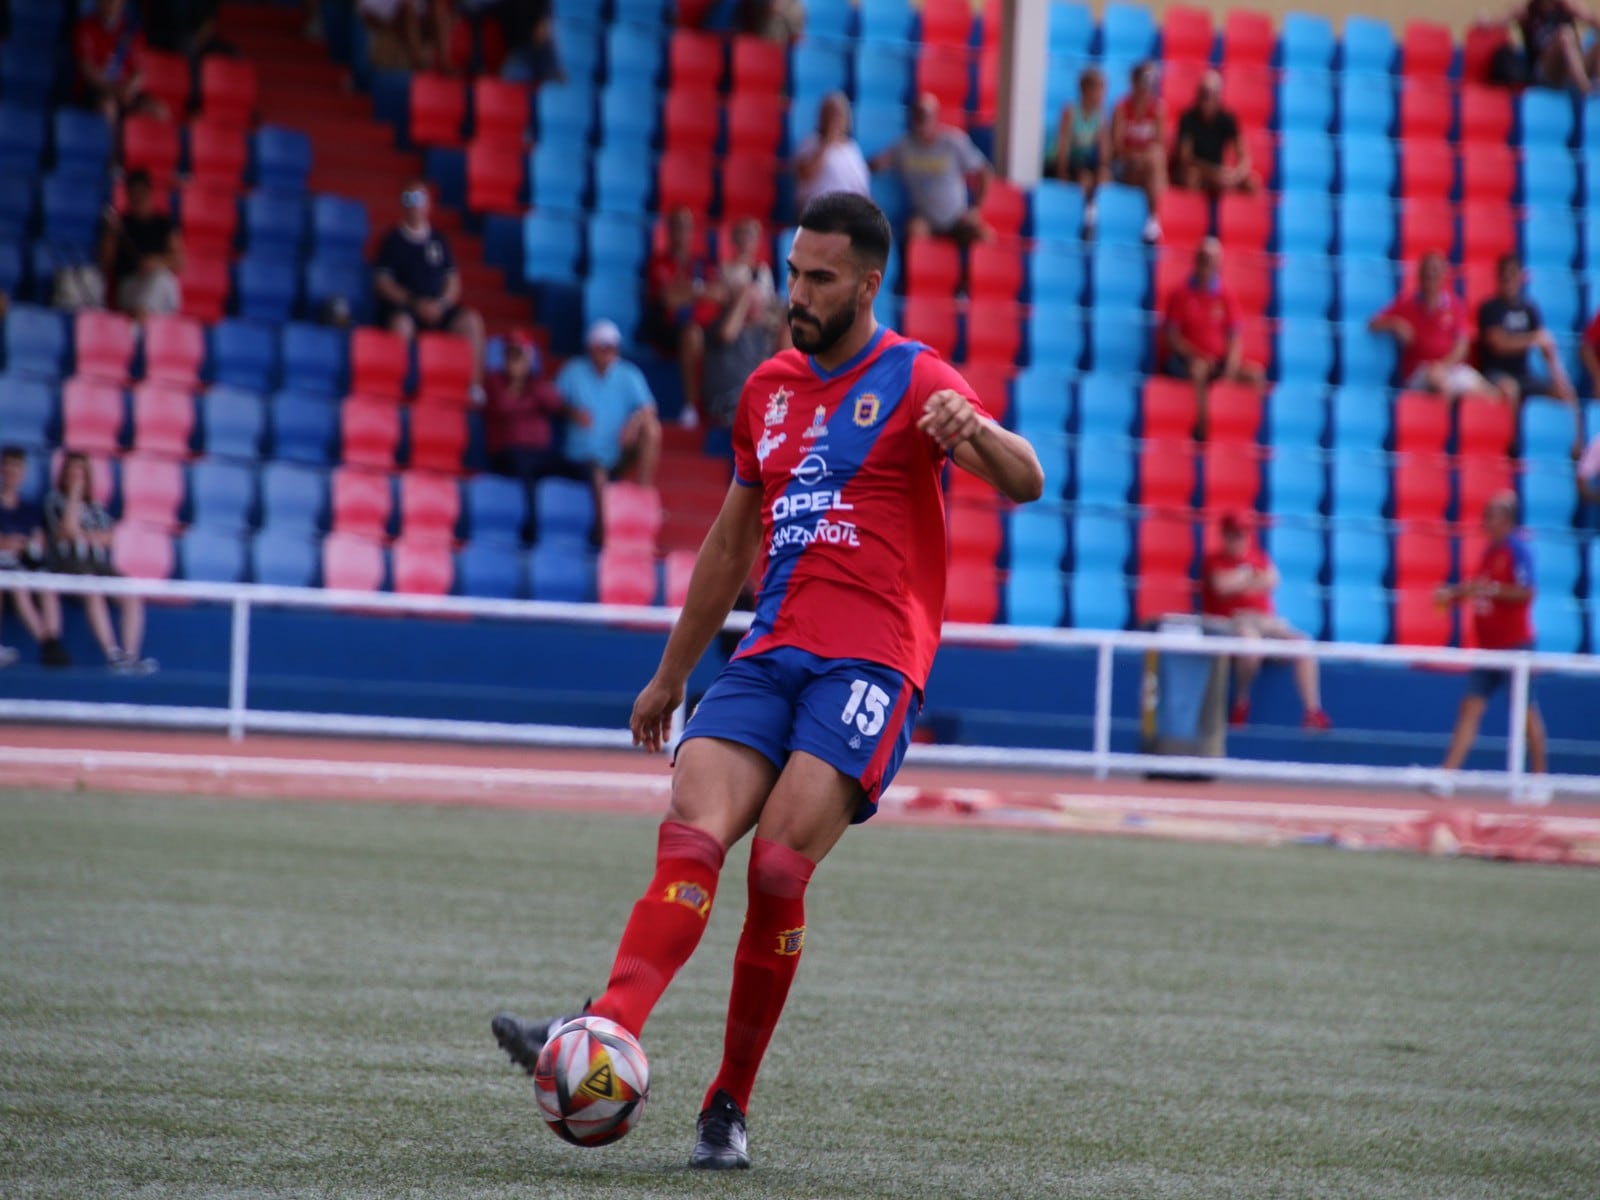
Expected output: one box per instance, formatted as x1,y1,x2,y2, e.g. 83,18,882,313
1049,67,1111,236
43,452,156,675
1514,0,1600,91
1110,60,1166,244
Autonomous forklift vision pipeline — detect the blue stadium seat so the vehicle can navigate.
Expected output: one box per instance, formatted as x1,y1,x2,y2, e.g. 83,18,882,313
1102,3,1157,58
1025,304,1084,370
1266,445,1326,517
1337,257,1399,324
1029,241,1087,305
1274,578,1325,639
851,96,905,160
1278,12,1336,69
1280,132,1335,193
1526,267,1580,332
529,542,596,601
534,477,596,544
1329,385,1390,451
1090,243,1150,310
0,244,23,304
868,167,909,229
1048,1,1094,56
1520,457,1576,529
188,459,257,529
1266,521,1326,584
200,386,266,460
1278,69,1334,133
791,37,851,96
0,103,46,174
1522,398,1579,457
1520,146,1577,207
1330,523,1389,586
598,81,659,149
464,475,525,542
40,172,105,254
1518,89,1575,148
310,195,369,264
530,141,590,212
0,42,56,108
1005,564,1065,627
1522,205,1578,271
1031,180,1085,242
456,540,526,598
0,178,35,244
252,126,312,191
1529,530,1581,595
1532,596,1584,653
586,212,648,276
235,255,299,324
1330,453,1389,518
852,40,914,107
1337,322,1399,388
1277,193,1333,254
1072,510,1131,572
209,320,279,392
1076,375,1138,437
1010,508,1068,569
481,213,523,282
251,529,320,587
260,461,328,533
581,274,642,342
1337,74,1395,139
269,394,338,466
1012,367,1075,429
592,145,652,214
613,0,668,24
523,209,583,286
281,323,347,397
1093,184,1149,244
2,304,69,380
1275,317,1335,384
1266,384,1328,449
52,109,112,177
1275,253,1334,320
1338,136,1397,199
1089,309,1150,374
534,82,595,146
805,0,855,38
1340,15,1398,73
605,24,663,86
858,0,914,43
1069,569,1128,629
303,257,371,325
179,525,250,583
0,373,55,448
1073,436,1135,505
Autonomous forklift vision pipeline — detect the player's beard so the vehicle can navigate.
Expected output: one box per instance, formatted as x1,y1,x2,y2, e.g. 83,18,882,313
787,299,857,356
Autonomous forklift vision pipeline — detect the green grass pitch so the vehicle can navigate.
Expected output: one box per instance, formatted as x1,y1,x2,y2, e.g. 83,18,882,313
2,787,1598,1199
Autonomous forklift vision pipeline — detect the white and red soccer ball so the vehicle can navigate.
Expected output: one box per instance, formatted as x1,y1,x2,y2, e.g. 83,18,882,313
532,1016,650,1147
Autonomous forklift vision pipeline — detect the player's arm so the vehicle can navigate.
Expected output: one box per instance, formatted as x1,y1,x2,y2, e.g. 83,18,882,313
919,389,1044,503
629,482,765,752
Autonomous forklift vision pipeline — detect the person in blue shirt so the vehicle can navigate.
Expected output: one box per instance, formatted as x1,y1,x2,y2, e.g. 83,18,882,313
555,319,663,544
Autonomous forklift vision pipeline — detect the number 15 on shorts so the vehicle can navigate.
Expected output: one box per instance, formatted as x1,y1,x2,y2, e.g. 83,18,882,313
841,679,890,737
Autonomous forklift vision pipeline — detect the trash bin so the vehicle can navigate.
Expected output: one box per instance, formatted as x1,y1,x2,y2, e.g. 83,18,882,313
1140,614,1229,768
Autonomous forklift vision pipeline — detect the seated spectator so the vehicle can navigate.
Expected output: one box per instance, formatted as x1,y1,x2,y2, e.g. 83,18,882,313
74,0,166,125
556,320,663,538
142,0,224,58
1479,253,1582,450
358,0,448,72
793,93,872,215
1173,70,1258,197
1513,0,1600,91
737,0,805,43
43,452,156,674
1161,238,1264,438
1370,252,1492,401
1578,430,1600,503
703,219,786,427
497,0,565,84
99,169,183,320
374,180,485,400
870,93,994,246
1574,300,1600,410
1048,67,1110,233
645,207,724,428
0,446,67,668
1110,60,1166,243
484,329,588,485
1201,513,1331,731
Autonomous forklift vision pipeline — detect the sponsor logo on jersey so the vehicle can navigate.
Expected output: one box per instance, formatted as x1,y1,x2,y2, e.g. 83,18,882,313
789,452,829,486
662,880,712,917
774,926,806,956
768,518,861,554
770,489,852,521
756,428,786,464
802,405,828,439
764,387,791,426
851,392,880,428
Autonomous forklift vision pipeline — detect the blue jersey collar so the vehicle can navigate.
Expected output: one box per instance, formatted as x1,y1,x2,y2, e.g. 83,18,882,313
808,326,885,382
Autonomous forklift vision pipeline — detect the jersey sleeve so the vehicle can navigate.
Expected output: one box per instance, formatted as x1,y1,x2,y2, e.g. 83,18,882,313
909,352,995,461
730,377,762,487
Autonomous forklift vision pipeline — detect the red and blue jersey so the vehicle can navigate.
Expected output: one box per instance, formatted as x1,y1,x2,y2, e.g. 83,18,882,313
730,327,991,690
1471,535,1535,649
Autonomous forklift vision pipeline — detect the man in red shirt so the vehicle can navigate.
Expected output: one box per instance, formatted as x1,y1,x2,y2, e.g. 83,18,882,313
1369,252,1492,400
1433,491,1547,781
645,207,726,429
1162,238,1264,438
491,192,1043,1169
74,0,165,124
1200,513,1330,730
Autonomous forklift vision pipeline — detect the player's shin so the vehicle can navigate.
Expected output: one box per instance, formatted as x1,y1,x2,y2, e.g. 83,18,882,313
588,821,725,1036
705,837,815,1112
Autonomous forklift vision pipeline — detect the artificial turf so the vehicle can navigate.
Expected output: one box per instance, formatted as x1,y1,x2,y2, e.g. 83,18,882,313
1,787,1596,1199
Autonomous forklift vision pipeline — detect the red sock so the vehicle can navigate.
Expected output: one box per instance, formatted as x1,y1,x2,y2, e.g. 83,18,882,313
588,821,725,1037
704,837,815,1113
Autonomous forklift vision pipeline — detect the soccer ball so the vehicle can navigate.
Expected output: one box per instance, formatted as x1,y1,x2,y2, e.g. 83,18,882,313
532,1016,650,1147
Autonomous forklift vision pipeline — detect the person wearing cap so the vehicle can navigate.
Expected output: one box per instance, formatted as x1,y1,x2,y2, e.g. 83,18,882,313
1201,514,1332,732
374,179,486,400
1432,491,1547,788
484,329,589,488
1173,69,1257,197
1161,238,1264,438
869,93,993,245
556,320,663,535
1369,252,1491,401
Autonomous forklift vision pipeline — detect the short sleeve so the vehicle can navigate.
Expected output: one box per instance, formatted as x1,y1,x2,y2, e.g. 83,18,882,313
1223,112,1240,144
1526,300,1544,330
910,352,994,463
953,130,988,173
374,231,402,277
730,379,762,486
1177,110,1196,143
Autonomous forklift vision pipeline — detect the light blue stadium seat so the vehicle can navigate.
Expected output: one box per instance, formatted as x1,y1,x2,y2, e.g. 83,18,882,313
1031,180,1085,242
281,323,346,398
586,212,647,275
1338,322,1399,388
1329,584,1388,643
252,125,312,191
805,0,855,39
534,477,596,544
581,274,642,342
1274,579,1325,639
2,304,69,380
208,320,278,392
1277,193,1333,254
199,387,265,461
869,169,909,229
1337,257,1399,324
1532,596,1585,653
1090,242,1151,309
858,0,913,42
599,81,659,149
1275,253,1334,320
1274,316,1334,384
1073,436,1135,506
1329,385,1389,452
1279,12,1335,69
1012,367,1075,430
188,459,257,530
1330,453,1389,519
1005,564,1065,627
1520,457,1576,529
529,543,596,601
179,525,249,583
1529,530,1581,595
1072,510,1131,572
269,394,338,467
1278,69,1334,133
464,475,525,542
260,461,328,532
1026,303,1084,370
1090,309,1151,374
1331,522,1389,587
1102,2,1157,58
251,529,319,588
1518,89,1575,149
605,24,663,87
1526,267,1580,333
787,88,828,153
531,141,589,212
523,210,583,286
1338,135,1397,198
1522,398,1580,458
1522,206,1578,272
1076,375,1138,437
1010,508,1068,570
456,541,526,598
52,109,112,177
1341,15,1398,73
613,0,668,24
0,374,55,449
1099,56,1144,109
1029,240,1086,305
1093,184,1149,244
852,96,905,159
310,195,370,264
553,17,601,83
1069,569,1129,630
1280,132,1335,193
791,37,851,95
1048,1,1094,56
535,83,594,145
235,255,299,325
1266,444,1326,518
592,147,652,215
1520,145,1577,207
241,190,307,259
1337,73,1396,139
1266,384,1328,448
1266,521,1326,584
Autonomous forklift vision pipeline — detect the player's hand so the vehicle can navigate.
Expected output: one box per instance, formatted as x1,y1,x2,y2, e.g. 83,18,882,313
629,674,684,753
917,388,982,451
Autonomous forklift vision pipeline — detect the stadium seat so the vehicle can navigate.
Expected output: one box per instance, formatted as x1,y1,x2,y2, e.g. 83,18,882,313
965,303,1023,368
73,310,137,385
1532,596,1584,653
1028,241,1086,305
349,329,409,401
175,182,238,259
1276,193,1332,255
330,466,393,538
234,255,299,325
1073,435,1135,506
456,540,525,598
655,149,714,216
968,242,1024,303
667,30,724,95
1203,441,1262,511
1138,440,1197,509
179,526,248,582
5,305,71,381
119,453,186,530
129,382,194,457
1279,13,1335,68
139,315,203,387
303,256,372,326
1459,457,1516,525
1338,322,1400,388
270,393,338,466
470,77,528,144
1076,375,1140,440
340,396,401,470
310,196,369,265
53,108,113,177
1521,398,1581,459
902,297,960,361
0,103,44,176
529,542,596,601
1274,253,1334,321
407,403,467,474
1393,455,1451,522
599,482,661,551
120,114,182,185
1278,69,1334,133
1025,303,1084,371
410,73,467,147
1459,86,1513,145
1399,139,1455,200
1090,308,1150,375
0,375,55,451
1140,378,1197,441
1390,391,1450,455
1392,587,1451,646
251,125,312,192
534,477,596,545
188,457,255,530
110,521,175,580
1331,452,1389,519
322,531,386,592
1458,395,1515,458
280,323,347,398
730,34,785,94
207,320,277,393
197,386,264,461
1522,207,1578,272
59,377,124,455
1337,256,1398,324
252,527,319,587
414,333,474,407
1518,89,1574,148
1520,145,1578,208
596,548,658,606
198,55,256,125
395,470,460,540
466,136,526,214
241,188,307,259
389,535,453,596
1274,317,1334,384
905,235,962,298
187,117,248,188
1459,202,1512,265
1338,135,1397,198
464,474,525,543
1399,83,1453,142
725,92,784,157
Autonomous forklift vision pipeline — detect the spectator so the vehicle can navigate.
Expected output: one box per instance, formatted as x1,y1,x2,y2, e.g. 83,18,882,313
1574,299,1600,407
74,0,165,125
484,329,588,486
0,446,68,668
1513,0,1600,90
703,218,785,427
870,93,994,246
142,0,224,58
374,179,485,400
1110,60,1166,244
43,452,156,674
793,93,871,215
556,320,663,541
1048,67,1110,234
1478,253,1582,451
1201,513,1331,731
645,207,723,428
1432,491,1546,787
99,169,183,320
358,0,448,72
1370,252,1492,401
1161,238,1264,438
1173,70,1258,197
498,0,565,84
737,0,805,43
1577,428,1600,502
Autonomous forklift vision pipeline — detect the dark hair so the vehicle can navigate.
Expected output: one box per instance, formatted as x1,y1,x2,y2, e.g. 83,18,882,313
796,192,891,272
126,168,152,191
56,450,88,491
0,444,24,461
1497,253,1523,275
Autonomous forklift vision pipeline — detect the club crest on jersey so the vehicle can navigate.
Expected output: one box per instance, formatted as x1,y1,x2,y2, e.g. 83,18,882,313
663,880,712,917
764,387,791,426
851,392,880,428
802,405,828,439
756,428,786,464
774,926,806,956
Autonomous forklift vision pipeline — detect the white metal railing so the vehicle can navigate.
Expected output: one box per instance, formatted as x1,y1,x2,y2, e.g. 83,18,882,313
1,569,1596,802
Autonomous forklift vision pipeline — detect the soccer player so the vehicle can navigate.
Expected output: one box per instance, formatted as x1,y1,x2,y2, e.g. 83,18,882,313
491,192,1044,1169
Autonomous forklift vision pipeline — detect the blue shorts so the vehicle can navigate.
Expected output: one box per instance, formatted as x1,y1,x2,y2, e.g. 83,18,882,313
1465,643,1537,701
679,646,921,823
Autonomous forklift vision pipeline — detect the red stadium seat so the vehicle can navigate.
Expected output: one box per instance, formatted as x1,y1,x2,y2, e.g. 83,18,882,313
1394,587,1452,646
1459,86,1513,144
1399,83,1454,141
960,363,1013,422
1458,395,1515,457
604,482,664,550
1393,453,1451,522
415,332,474,406
922,0,976,46
119,452,185,529
187,117,247,185
1135,572,1196,623
1394,391,1451,454
1459,143,1515,205
466,136,524,215
392,535,454,595
331,466,393,537
1398,199,1457,261
1399,139,1456,200
130,382,195,456
471,77,527,142
1218,191,1272,250
1460,261,1498,318
143,314,205,385
1155,245,1190,312
1157,189,1210,251
904,236,962,297
139,49,191,117
1458,458,1514,524
669,30,724,90
410,73,466,147
1243,128,1275,190
1136,509,1197,575
730,34,786,94
725,92,784,156
945,562,1000,623
1402,21,1455,77
901,297,960,361
662,89,720,155
598,548,658,606
948,501,1003,564
977,178,1026,240
1163,5,1214,61
1222,251,1271,318
350,329,409,400
719,155,777,221
200,56,257,126
178,252,229,324
1160,59,1209,121
1142,378,1198,440
1235,314,1272,376
1138,440,1198,509
1460,203,1515,265
916,43,971,114
664,549,696,606
1222,66,1274,131
964,302,1023,367
322,532,386,592
1394,527,1453,587
1464,23,1513,84
657,151,716,216
179,181,238,257
60,377,124,454
407,402,467,473
975,45,1000,123
121,114,181,185
1203,441,1262,511
398,470,460,539
968,241,1024,301
340,396,402,469
1223,10,1274,68
75,310,137,383
1206,382,1263,443
112,521,175,580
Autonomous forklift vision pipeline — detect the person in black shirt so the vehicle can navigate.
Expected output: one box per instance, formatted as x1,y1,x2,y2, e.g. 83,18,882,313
1173,70,1257,197
0,446,67,668
373,179,485,399
1515,0,1600,90
1477,254,1582,452
98,168,182,319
